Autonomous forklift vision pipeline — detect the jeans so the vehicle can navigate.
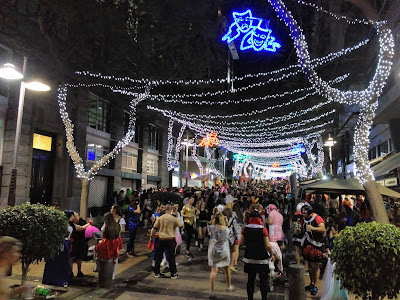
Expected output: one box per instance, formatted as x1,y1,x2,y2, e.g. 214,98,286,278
154,239,177,276
247,272,269,300
127,225,138,253
184,222,194,252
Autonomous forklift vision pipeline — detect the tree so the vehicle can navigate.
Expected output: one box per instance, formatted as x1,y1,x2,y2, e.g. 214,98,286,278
266,0,394,223
332,222,400,300
0,203,68,284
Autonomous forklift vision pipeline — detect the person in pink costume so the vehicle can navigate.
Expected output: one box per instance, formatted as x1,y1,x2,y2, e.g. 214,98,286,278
266,204,285,243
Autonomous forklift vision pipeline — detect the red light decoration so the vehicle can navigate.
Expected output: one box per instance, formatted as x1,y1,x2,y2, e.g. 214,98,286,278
271,161,280,168
200,132,219,147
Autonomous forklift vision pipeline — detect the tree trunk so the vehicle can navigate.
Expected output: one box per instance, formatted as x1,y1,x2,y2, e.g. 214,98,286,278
80,178,89,219
363,180,389,224
21,261,29,285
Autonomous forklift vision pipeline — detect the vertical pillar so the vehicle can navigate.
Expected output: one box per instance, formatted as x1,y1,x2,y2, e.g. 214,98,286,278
110,103,124,195
388,118,400,153
289,264,305,300
158,122,171,188
141,125,149,190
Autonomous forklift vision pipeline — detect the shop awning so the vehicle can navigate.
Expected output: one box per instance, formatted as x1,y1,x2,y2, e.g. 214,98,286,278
304,178,400,198
371,152,400,177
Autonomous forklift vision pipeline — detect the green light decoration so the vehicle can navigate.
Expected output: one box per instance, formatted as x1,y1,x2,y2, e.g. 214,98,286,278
233,153,251,162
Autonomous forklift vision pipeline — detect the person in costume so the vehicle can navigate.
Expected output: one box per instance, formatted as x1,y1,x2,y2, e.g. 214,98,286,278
126,196,141,256
239,210,275,300
302,205,326,296
42,210,75,286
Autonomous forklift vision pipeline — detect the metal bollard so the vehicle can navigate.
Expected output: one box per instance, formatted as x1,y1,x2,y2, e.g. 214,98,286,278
97,259,114,288
289,264,305,300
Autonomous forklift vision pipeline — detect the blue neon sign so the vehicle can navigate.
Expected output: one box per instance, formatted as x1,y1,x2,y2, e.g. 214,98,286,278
222,9,281,53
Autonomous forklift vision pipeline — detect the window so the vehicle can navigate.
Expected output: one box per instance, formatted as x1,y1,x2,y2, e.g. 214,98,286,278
123,111,131,135
369,148,377,160
378,141,389,157
147,157,158,176
87,144,109,163
88,93,111,133
197,146,205,157
33,133,52,152
122,151,138,173
148,124,159,150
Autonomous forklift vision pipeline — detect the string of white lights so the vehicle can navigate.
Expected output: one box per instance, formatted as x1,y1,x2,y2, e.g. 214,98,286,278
74,38,368,88
174,124,186,166
218,110,335,135
267,0,394,183
148,97,333,124
296,0,383,26
220,130,325,147
166,119,175,171
191,138,204,175
354,102,377,184
221,120,333,141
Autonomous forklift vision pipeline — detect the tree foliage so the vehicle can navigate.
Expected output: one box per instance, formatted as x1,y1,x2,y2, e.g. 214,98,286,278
332,222,400,300
0,203,68,283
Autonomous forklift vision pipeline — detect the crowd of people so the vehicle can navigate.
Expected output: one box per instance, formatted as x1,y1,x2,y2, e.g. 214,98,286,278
1,178,398,299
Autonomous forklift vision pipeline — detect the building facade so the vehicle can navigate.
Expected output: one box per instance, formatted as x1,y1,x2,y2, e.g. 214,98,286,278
0,53,172,214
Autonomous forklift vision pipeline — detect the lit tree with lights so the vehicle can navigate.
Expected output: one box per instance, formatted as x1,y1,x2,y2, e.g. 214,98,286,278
57,86,149,218
266,0,394,223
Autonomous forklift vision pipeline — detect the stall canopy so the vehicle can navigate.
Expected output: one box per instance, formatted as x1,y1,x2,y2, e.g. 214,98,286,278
304,178,400,198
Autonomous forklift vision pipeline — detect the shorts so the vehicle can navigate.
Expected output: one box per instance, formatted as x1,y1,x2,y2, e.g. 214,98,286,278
199,221,207,228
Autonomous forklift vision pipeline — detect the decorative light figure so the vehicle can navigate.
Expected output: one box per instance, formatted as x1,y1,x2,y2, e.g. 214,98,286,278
222,9,281,53
199,132,219,147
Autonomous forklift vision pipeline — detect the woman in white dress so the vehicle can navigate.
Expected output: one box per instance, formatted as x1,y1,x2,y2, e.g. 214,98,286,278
208,210,234,299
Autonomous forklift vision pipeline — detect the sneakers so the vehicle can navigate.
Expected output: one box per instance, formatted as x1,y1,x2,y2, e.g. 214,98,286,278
311,286,318,296
185,252,195,258
154,273,161,278
305,284,314,291
171,274,179,279
226,286,235,292
230,266,238,273
77,271,84,277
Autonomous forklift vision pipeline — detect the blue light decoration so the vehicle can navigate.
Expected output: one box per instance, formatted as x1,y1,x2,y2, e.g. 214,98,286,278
222,9,281,53
292,143,306,154
88,149,95,161
286,164,292,171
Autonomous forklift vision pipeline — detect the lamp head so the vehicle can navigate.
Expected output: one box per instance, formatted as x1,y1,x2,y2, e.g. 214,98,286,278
324,137,336,147
25,81,51,91
0,63,24,80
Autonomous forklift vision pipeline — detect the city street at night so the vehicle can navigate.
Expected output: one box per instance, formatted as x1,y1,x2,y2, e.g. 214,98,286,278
1,0,400,299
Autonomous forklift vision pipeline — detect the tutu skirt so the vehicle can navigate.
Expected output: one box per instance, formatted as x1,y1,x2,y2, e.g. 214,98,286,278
175,232,182,245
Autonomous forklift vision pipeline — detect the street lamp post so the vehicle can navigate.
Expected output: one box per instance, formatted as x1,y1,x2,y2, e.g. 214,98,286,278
324,133,337,176
185,134,189,187
0,57,50,205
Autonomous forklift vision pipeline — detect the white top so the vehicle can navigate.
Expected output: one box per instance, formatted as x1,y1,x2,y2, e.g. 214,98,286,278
144,199,153,211
101,218,126,232
207,225,230,268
